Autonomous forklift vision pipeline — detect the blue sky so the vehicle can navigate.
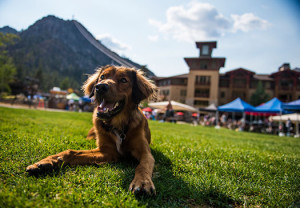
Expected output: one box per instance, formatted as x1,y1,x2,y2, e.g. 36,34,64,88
0,0,299,77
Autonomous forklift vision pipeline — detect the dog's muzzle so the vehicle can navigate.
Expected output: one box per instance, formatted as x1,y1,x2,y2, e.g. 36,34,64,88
94,83,125,120
95,83,109,94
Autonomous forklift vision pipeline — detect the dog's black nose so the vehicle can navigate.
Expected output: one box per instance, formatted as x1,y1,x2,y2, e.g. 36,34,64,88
95,83,109,93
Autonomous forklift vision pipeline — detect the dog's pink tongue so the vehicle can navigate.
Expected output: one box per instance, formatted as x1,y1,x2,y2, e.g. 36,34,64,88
98,100,115,112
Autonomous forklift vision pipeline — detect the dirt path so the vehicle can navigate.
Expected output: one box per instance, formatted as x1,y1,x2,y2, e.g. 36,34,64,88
0,102,67,112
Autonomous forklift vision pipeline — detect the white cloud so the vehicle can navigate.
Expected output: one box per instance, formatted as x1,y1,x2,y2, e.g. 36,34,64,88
96,33,131,54
149,2,231,42
231,13,271,32
149,1,271,42
148,35,159,42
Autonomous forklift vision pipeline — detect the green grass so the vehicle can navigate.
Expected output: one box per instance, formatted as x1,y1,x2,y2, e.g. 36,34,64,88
0,107,299,207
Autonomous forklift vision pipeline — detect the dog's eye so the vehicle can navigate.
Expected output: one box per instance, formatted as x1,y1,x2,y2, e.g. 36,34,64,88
100,75,105,80
120,78,128,83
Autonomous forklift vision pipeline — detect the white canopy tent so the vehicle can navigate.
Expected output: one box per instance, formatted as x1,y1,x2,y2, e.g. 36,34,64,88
148,101,199,112
270,113,300,123
202,103,217,111
270,113,300,137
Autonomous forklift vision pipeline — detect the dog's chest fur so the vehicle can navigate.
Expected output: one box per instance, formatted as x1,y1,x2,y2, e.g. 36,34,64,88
112,130,124,155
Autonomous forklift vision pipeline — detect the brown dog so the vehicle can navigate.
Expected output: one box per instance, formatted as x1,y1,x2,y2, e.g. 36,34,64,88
26,65,157,195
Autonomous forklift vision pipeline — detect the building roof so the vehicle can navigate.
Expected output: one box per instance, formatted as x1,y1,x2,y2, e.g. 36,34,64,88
253,74,273,81
196,41,217,49
184,57,226,69
224,68,255,75
270,69,300,77
153,73,188,81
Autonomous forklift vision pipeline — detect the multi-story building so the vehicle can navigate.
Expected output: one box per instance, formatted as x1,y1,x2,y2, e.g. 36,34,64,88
155,41,300,108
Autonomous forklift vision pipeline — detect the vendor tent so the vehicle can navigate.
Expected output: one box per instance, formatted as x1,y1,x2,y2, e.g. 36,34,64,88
66,93,80,101
199,103,217,112
148,101,199,112
81,96,92,102
218,97,255,112
270,113,300,137
282,99,300,112
217,98,255,128
270,113,300,123
254,97,282,113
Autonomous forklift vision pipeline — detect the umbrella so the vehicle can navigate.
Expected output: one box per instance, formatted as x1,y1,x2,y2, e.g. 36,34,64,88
176,112,184,116
192,113,198,117
66,93,80,101
142,107,152,112
148,100,198,112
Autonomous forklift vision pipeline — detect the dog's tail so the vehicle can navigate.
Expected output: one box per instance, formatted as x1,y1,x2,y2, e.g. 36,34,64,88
86,127,96,140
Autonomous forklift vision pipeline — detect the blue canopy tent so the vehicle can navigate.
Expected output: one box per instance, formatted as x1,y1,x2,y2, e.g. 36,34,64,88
282,100,300,137
253,97,284,135
81,96,92,103
282,99,300,112
217,98,255,129
218,97,255,112
254,97,283,113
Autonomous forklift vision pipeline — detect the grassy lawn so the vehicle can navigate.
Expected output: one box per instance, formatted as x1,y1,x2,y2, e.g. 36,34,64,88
0,106,299,207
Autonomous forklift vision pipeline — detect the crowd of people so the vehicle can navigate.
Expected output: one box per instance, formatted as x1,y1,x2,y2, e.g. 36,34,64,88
200,113,295,136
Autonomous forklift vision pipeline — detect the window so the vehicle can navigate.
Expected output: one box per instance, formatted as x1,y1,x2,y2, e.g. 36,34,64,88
180,89,187,96
160,90,169,96
194,100,209,106
233,78,246,88
220,91,225,98
171,78,187,85
202,45,209,55
232,91,246,100
280,80,292,90
195,76,211,85
194,89,210,98
263,81,271,89
219,79,229,87
200,64,208,69
250,80,257,89
158,80,171,86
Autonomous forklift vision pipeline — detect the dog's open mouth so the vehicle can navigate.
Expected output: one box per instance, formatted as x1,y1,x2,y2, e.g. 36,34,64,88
97,99,125,120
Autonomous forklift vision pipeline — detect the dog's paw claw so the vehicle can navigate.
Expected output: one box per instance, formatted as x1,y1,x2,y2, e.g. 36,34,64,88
129,178,156,196
133,187,141,194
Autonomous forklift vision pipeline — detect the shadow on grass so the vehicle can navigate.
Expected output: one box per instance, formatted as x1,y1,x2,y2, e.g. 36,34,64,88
27,149,241,207
119,149,241,207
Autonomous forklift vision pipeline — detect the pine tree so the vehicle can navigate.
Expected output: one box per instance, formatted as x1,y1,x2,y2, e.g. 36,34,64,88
250,81,270,106
0,33,19,94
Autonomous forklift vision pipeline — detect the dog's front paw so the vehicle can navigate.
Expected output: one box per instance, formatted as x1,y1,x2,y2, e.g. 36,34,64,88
129,176,156,195
26,157,63,175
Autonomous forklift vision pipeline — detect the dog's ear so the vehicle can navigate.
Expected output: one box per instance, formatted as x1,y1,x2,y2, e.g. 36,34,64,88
82,66,109,97
132,70,157,104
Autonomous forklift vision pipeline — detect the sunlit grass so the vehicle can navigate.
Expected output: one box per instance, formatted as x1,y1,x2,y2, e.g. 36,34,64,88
0,107,299,207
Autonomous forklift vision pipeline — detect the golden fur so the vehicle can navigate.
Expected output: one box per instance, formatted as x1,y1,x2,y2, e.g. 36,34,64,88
26,65,157,195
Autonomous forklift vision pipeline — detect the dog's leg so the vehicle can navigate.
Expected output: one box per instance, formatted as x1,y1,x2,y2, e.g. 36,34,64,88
26,148,115,174
86,127,96,140
129,146,156,195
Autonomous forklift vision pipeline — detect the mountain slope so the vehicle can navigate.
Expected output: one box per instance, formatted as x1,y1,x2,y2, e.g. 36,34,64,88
2,15,154,91
0,26,18,35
